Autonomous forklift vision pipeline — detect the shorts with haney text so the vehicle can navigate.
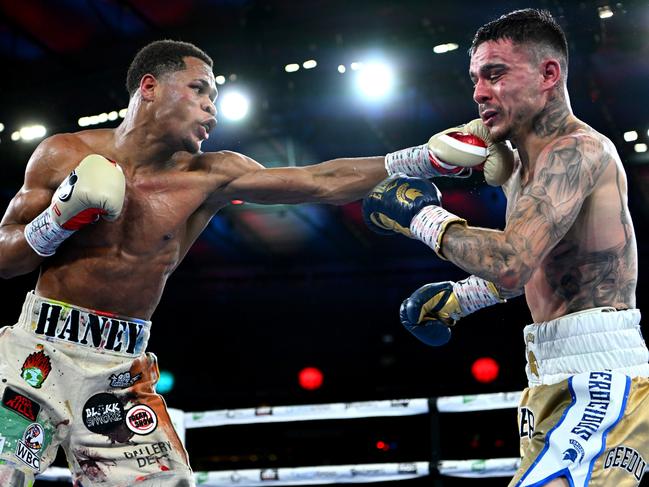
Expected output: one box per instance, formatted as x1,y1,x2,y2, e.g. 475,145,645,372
0,292,194,486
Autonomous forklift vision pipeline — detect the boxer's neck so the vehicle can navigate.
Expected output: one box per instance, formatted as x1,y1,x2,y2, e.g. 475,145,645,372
112,98,179,170
513,87,577,184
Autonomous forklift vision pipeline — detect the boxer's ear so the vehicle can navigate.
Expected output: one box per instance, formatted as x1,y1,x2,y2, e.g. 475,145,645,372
139,74,158,102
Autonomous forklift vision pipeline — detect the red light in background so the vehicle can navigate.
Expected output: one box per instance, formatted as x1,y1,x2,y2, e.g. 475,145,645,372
471,357,500,383
375,441,390,451
231,200,244,205
298,367,323,390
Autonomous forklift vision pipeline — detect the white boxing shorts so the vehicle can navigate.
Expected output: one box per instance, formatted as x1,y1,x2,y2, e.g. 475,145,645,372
0,292,194,487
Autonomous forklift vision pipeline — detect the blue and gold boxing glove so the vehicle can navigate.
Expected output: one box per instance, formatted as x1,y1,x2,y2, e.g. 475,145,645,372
400,277,504,346
362,175,442,237
399,282,458,346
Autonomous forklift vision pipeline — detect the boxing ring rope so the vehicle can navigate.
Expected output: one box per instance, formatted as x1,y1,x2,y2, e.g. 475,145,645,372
38,391,525,484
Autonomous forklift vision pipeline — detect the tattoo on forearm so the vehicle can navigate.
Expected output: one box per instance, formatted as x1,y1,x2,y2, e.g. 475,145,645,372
444,133,619,297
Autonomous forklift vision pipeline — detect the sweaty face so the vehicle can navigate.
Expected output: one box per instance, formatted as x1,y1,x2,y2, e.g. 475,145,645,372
154,57,218,153
469,39,544,143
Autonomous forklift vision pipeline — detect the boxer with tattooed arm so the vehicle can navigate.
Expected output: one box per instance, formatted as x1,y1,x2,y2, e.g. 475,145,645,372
364,9,648,487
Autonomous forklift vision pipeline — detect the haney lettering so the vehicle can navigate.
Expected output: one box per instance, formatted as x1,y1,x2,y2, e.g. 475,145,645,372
34,303,144,354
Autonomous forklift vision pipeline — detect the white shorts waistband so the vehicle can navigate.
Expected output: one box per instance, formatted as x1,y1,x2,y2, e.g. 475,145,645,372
524,307,649,386
18,291,151,357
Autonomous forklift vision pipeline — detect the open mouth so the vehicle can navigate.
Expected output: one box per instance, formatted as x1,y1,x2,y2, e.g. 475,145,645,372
481,110,498,125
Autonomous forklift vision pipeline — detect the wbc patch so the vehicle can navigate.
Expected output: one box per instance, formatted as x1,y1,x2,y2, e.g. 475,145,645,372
14,423,45,471
2,387,41,422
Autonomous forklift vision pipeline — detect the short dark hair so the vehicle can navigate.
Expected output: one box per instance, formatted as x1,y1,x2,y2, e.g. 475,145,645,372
471,9,568,73
126,39,213,97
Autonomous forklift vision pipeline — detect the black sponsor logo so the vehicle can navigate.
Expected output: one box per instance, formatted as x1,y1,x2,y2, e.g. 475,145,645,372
519,407,535,439
123,441,173,468
82,393,124,434
604,446,646,481
57,171,78,202
35,303,145,355
390,400,410,408
2,387,41,421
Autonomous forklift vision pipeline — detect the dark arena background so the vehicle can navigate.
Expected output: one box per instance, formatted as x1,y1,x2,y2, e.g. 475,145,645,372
0,1,648,486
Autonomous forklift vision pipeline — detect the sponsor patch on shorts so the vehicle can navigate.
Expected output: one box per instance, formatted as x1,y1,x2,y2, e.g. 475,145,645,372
82,393,125,434
109,371,141,389
2,387,41,422
125,404,157,435
20,349,52,389
604,446,646,482
14,423,44,471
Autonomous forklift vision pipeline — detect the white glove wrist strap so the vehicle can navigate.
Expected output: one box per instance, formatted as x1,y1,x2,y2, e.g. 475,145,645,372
409,205,466,259
24,208,75,257
385,144,440,178
453,275,504,316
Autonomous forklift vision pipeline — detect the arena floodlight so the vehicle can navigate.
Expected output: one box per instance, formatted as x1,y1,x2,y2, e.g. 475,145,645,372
356,62,395,100
119,108,128,118
598,6,613,19
0,122,4,132
19,125,46,142
623,130,638,142
220,91,250,121
634,143,647,153
302,59,317,69
433,43,459,54
215,75,226,85
285,63,300,73
338,65,346,74
11,131,20,141
107,111,118,121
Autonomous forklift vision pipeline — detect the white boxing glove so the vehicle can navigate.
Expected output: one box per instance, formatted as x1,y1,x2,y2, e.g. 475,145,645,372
385,119,514,186
462,119,514,186
24,154,126,256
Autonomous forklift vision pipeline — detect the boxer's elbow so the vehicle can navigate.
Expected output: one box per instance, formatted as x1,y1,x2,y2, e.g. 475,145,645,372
0,263,22,279
494,263,533,291
0,259,32,279
0,238,41,279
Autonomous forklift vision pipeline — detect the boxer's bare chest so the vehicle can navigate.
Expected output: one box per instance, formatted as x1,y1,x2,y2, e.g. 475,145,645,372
70,168,211,260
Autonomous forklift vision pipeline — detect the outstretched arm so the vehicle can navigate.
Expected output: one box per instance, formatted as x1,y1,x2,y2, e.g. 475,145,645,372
212,151,388,205
440,134,612,290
